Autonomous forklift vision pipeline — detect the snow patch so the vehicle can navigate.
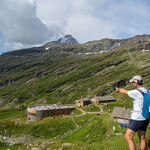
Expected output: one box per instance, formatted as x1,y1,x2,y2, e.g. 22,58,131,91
60,37,68,43
141,49,150,52
45,47,50,50
145,37,150,41
85,51,104,55
60,51,67,53
110,42,120,49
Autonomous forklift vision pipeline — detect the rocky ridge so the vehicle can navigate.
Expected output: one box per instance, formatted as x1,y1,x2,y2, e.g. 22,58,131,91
2,34,150,56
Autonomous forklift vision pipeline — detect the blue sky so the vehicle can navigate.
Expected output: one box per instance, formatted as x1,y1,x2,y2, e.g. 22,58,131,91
0,0,150,54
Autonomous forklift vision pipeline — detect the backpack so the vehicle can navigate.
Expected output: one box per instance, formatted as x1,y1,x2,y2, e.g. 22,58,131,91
136,88,150,119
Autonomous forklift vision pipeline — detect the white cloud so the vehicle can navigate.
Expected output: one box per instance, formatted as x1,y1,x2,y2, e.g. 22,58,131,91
35,0,150,43
0,0,53,45
35,0,117,43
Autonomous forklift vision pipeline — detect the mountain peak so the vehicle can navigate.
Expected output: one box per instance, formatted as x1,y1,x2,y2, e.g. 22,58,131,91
56,34,79,45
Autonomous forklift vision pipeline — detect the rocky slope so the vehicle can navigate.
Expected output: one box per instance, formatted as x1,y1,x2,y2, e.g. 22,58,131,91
56,34,79,45
42,34,79,50
1,34,79,56
2,34,150,56
62,34,150,53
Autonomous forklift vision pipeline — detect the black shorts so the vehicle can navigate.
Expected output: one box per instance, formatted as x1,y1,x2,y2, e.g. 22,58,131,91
128,119,149,132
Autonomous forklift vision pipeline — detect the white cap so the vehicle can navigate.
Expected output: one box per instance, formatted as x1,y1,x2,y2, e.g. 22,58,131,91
129,75,143,83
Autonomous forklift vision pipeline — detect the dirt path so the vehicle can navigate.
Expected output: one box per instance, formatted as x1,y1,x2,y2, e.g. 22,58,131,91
74,106,108,116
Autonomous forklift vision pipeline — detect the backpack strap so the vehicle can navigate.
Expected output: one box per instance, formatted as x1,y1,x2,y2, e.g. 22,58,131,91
136,89,145,96
145,88,150,92
136,88,150,96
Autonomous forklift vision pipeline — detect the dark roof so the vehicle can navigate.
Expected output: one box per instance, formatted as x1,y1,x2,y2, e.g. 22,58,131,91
94,96,116,101
112,107,132,120
76,99,91,102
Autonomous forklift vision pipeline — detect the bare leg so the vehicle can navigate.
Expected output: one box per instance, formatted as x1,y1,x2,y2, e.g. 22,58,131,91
138,130,146,150
125,128,136,150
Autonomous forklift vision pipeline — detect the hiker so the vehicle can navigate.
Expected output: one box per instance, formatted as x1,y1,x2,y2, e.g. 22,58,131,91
116,75,149,150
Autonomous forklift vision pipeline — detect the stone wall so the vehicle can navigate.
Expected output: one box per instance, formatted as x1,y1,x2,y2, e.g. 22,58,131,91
27,108,75,121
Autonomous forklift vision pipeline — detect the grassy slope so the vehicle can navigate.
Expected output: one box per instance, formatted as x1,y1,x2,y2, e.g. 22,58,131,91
1,45,150,149
82,104,100,112
0,46,150,109
1,111,150,150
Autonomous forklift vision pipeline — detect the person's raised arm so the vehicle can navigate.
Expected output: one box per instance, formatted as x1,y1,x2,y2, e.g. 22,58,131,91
116,88,128,95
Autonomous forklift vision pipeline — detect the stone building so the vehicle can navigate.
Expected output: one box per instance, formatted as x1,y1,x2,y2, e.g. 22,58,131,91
76,99,91,108
112,107,132,124
91,96,116,104
26,104,75,121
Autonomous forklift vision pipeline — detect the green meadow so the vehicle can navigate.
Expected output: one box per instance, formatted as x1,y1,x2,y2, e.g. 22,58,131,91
0,41,150,149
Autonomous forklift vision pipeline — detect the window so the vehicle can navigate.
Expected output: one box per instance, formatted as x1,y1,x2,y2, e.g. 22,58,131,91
56,112,59,116
52,112,55,116
64,111,67,115
28,113,36,116
26,117,30,120
45,113,49,117
37,118,40,121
